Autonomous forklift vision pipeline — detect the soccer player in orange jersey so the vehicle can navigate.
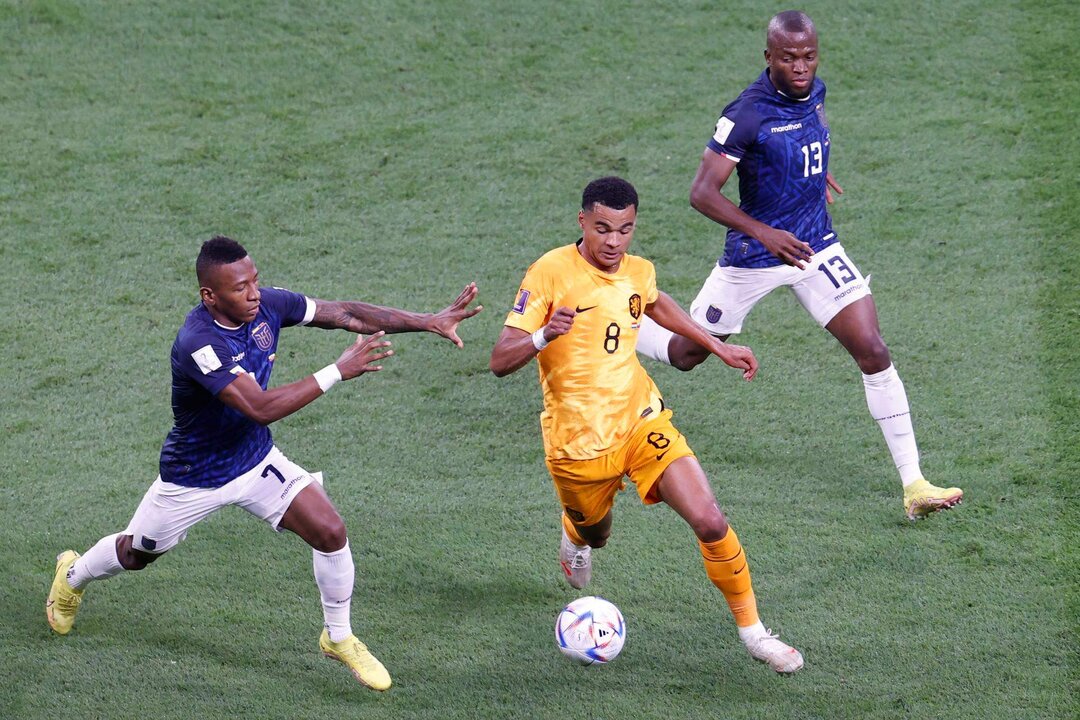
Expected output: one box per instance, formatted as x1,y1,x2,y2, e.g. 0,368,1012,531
490,176,803,673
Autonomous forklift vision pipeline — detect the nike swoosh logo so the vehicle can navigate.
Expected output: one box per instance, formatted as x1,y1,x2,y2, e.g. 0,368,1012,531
575,305,597,313
733,563,747,575
656,449,671,461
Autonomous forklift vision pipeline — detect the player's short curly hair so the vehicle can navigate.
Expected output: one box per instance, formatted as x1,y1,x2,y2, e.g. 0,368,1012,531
196,235,248,285
582,176,639,212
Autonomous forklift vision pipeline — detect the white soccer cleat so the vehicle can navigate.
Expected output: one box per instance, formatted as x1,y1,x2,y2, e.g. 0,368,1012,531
744,629,804,674
559,526,592,589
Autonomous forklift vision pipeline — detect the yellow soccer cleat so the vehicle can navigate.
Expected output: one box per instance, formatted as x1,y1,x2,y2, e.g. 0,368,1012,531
904,478,963,520
320,629,392,691
46,550,84,635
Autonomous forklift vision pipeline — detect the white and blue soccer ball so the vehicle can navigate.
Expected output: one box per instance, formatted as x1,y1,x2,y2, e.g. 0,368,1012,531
555,595,626,665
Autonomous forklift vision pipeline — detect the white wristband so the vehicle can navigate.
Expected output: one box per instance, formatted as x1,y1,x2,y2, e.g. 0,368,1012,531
532,327,550,351
313,364,342,393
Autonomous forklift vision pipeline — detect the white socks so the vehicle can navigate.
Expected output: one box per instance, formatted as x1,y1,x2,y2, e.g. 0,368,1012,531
738,620,769,644
862,364,923,486
313,540,355,643
67,533,125,590
636,316,674,364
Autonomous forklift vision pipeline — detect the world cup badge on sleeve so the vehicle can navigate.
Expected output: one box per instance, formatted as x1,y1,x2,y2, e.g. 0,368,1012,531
512,288,531,314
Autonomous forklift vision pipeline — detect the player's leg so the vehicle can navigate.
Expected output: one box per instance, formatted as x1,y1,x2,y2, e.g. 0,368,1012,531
559,510,612,590
653,457,803,673
48,478,213,635
636,264,782,370
636,317,719,370
827,297,962,517
547,455,624,589
625,412,801,673
254,454,389,692
796,246,962,517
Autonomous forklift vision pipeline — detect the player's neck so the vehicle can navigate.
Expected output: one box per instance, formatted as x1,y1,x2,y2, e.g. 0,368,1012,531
767,69,814,102
204,303,244,330
576,242,622,274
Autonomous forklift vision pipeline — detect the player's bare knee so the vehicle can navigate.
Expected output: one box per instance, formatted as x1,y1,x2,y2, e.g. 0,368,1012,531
668,337,711,371
118,543,161,571
309,517,348,553
671,352,708,372
580,527,611,549
691,514,730,543
855,341,891,374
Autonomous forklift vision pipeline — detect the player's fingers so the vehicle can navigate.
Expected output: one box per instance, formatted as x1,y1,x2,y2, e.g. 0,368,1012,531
365,349,394,364
357,330,386,346
454,283,479,306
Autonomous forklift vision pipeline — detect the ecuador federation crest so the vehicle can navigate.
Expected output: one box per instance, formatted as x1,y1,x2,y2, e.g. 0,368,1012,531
628,294,642,320
251,321,275,351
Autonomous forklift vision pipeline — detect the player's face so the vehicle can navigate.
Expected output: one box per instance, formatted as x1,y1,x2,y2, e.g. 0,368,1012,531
201,255,262,327
577,203,637,273
765,30,819,99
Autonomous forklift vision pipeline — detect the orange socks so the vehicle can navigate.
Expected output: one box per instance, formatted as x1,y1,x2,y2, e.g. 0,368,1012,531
699,528,760,628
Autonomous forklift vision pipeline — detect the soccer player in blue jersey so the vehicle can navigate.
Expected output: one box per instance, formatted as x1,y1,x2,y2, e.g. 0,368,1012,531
637,10,962,520
46,236,483,691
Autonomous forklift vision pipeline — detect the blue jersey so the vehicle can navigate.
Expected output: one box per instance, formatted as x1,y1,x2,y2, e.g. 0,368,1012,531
159,287,312,488
707,69,835,268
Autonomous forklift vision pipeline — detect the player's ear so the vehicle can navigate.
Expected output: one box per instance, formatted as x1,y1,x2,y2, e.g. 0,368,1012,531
200,286,214,305
578,209,586,230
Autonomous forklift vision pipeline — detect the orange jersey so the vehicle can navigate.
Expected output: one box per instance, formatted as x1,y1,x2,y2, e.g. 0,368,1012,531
505,243,663,460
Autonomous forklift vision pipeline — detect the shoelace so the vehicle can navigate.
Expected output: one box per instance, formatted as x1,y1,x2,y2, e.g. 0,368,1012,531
748,629,797,658
341,639,380,670
568,547,590,569
56,588,82,614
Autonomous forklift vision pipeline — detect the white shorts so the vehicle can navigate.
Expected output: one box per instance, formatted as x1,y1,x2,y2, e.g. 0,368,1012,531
124,446,319,554
688,243,871,335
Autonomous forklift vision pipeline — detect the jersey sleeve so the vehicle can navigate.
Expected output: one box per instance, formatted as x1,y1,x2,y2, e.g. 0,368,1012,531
261,286,314,327
175,330,243,396
706,97,761,162
503,259,554,334
643,260,658,305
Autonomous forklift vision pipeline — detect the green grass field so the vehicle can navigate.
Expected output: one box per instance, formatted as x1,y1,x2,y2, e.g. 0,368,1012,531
1,1,1076,718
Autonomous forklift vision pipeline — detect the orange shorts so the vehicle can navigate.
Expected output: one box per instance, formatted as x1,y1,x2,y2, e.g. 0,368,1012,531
545,409,695,527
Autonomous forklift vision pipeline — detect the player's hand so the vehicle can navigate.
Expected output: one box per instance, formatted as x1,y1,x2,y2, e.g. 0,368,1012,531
335,331,394,380
825,172,844,204
711,341,758,381
757,226,814,269
428,282,484,348
543,306,577,340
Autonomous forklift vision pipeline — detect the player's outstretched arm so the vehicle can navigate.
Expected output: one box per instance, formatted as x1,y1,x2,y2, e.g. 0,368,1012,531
690,149,813,268
490,306,576,377
217,332,393,425
645,292,757,381
308,282,483,347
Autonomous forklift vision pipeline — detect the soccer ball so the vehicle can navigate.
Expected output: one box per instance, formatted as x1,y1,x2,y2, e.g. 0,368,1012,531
555,596,626,665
